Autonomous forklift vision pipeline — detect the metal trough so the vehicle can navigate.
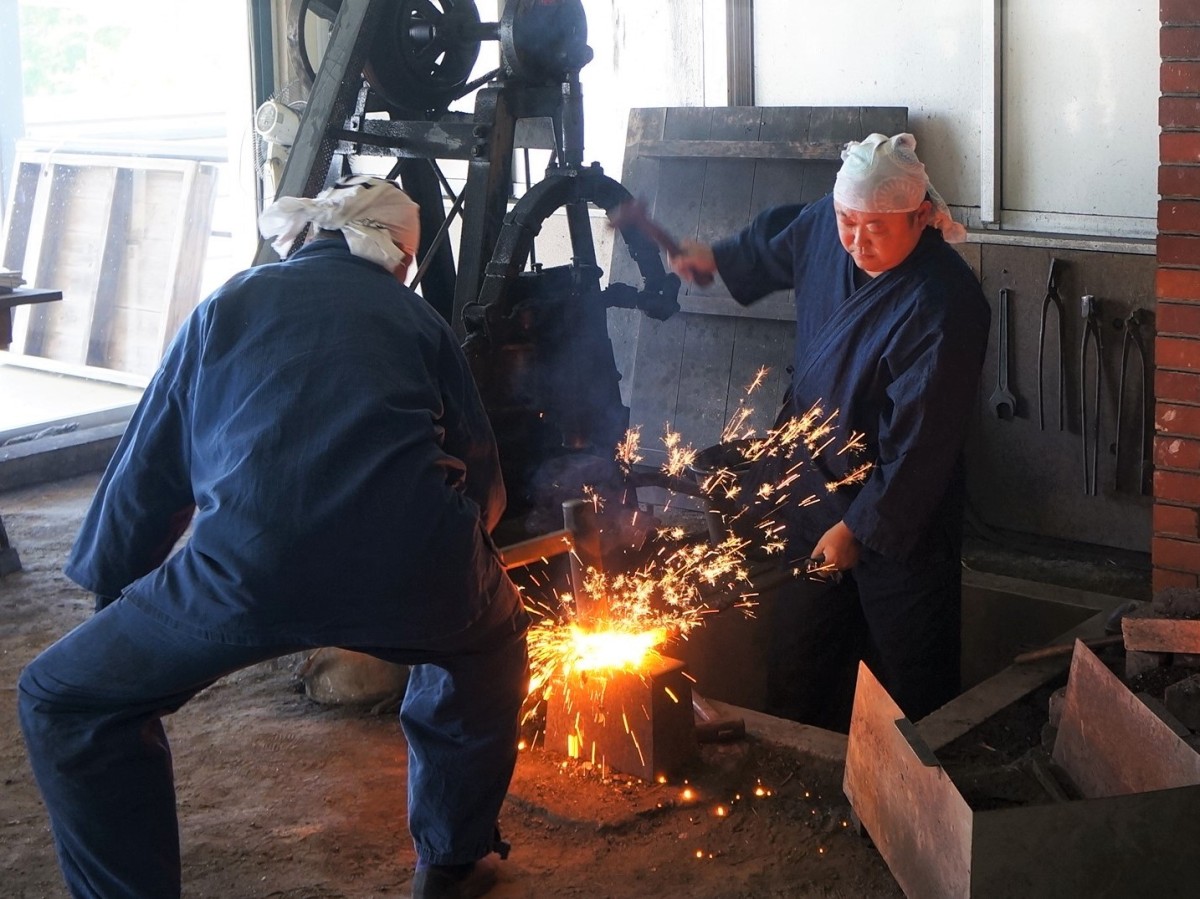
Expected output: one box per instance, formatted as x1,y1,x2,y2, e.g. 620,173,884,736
843,641,1200,898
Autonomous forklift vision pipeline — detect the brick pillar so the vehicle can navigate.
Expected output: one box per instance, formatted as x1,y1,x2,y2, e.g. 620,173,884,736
1155,3,1200,591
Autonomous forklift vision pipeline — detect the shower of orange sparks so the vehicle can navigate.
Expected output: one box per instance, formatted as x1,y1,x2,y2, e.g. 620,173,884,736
527,620,668,692
525,528,751,694
719,365,770,444
582,483,605,513
659,428,697,479
523,370,872,705
825,461,874,493
616,425,644,468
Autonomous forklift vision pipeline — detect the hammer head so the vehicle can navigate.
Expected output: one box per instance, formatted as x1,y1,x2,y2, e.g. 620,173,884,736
608,199,682,257
609,199,714,287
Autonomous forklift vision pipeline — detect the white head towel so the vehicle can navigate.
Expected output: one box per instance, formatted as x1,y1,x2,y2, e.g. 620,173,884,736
833,133,966,243
258,175,421,271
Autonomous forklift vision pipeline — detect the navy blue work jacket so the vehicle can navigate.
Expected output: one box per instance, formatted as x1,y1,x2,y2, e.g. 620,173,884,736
713,195,990,562
65,238,508,646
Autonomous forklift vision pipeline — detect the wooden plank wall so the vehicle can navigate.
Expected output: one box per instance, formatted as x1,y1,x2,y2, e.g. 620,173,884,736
1,151,219,377
607,106,907,466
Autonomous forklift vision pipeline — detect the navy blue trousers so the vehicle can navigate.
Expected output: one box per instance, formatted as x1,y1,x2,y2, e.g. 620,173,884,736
18,594,528,899
765,551,961,732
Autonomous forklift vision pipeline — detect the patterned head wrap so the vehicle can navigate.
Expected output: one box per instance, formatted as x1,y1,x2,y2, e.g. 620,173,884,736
258,175,421,272
833,133,967,243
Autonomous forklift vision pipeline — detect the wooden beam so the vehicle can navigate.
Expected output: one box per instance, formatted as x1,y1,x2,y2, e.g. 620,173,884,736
635,138,845,162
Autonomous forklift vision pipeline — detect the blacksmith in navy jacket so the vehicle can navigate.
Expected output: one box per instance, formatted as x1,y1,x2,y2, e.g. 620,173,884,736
19,176,528,899
672,134,990,731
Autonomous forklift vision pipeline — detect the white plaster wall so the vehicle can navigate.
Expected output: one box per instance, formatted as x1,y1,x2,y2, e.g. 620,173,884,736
579,0,723,177
753,1,984,211
751,0,1158,235
1003,0,1158,222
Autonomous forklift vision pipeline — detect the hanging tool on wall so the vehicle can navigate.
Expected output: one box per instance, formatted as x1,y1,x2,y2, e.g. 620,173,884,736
1079,295,1103,495
989,287,1016,420
1115,308,1151,495
1037,258,1066,431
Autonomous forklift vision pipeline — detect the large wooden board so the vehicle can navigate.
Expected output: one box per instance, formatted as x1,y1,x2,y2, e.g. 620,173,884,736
843,661,974,899
1,151,218,376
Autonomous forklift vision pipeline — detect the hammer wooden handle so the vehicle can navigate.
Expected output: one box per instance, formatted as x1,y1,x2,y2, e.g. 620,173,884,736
610,200,714,286
1013,634,1124,664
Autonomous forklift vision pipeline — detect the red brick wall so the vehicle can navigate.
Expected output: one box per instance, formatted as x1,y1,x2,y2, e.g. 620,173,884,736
1156,3,1200,590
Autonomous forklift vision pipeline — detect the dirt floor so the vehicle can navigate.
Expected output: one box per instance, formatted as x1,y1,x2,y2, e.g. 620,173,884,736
0,474,904,899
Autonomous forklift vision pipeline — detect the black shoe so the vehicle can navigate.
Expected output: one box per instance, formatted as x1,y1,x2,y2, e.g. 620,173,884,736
410,855,499,899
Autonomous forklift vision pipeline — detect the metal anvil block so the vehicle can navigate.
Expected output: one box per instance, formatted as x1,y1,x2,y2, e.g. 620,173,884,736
543,655,697,782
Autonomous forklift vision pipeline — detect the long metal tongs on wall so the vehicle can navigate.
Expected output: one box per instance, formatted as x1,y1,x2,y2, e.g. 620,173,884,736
1079,295,1103,496
1115,308,1151,495
1037,258,1066,431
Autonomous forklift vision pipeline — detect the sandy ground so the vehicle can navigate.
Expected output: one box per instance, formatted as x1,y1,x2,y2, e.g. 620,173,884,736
1,474,904,899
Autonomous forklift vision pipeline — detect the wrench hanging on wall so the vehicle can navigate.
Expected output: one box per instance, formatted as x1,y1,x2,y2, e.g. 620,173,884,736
1037,258,1066,431
1079,295,1103,496
989,287,1016,420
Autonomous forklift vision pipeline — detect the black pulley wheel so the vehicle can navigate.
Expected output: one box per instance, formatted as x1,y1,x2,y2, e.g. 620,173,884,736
287,0,483,117
364,0,483,116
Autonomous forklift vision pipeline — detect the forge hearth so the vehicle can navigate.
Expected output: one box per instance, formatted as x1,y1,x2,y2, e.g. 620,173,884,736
543,654,697,782
843,642,1200,898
